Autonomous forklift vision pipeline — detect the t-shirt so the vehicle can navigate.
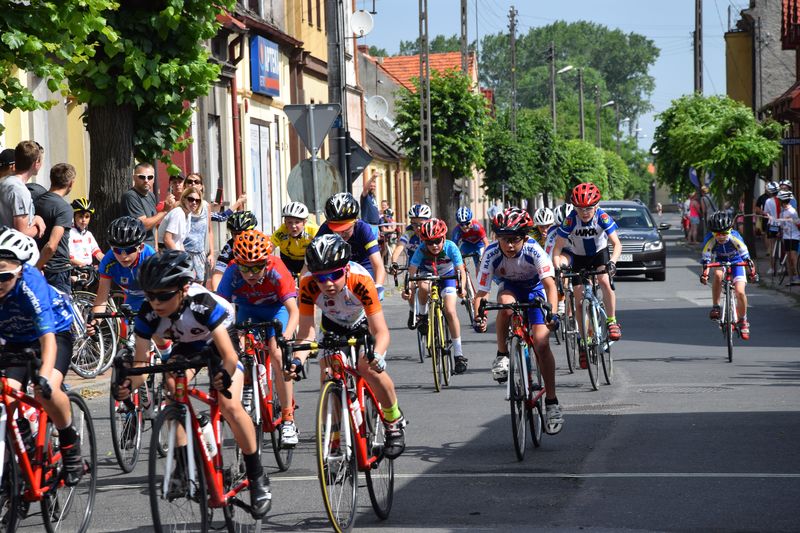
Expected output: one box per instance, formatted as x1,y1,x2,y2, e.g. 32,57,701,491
452,221,487,246
779,205,800,240
217,256,297,308
556,207,618,256
26,183,48,204
409,239,463,276
755,192,770,211
69,227,102,265
0,264,73,343
270,221,319,261
34,191,73,273
764,197,782,230
700,230,751,264
318,219,380,277
477,238,554,292
158,207,189,250
298,262,381,328
399,229,422,259
360,192,381,225
0,175,35,229
98,244,156,311
121,187,157,247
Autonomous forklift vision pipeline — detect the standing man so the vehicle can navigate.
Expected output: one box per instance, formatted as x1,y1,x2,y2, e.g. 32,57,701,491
361,170,382,238
34,163,76,293
121,162,176,249
0,149,15,179
0,141,46,238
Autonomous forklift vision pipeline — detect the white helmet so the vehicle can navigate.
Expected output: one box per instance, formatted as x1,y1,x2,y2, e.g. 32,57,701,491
554,203,574,226
533,207,555,226
407,204,432,219
0,226,39,265
282,201,309,219
766,181,780,194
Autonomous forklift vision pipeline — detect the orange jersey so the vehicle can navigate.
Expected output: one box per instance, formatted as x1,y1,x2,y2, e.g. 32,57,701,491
299,262,382,327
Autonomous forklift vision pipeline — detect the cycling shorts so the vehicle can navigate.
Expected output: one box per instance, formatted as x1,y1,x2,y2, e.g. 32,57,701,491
784,239,799,253
459,242,484,268
163,329,245,373
280,253,305,276
767,226,780,238
418,274,457,295
236,303,288,339
4,331,73,385
563,247,610,271
496,282,547,325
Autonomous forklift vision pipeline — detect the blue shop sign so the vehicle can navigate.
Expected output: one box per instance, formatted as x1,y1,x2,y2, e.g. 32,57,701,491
251,36,280,97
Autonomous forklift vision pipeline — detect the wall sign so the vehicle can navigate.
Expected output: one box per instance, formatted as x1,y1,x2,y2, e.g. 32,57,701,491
250,36,280,97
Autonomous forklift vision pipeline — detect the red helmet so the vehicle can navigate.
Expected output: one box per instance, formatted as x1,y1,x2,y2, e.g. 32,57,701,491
492,207,533,236
571,182,602,207
419,218,448,241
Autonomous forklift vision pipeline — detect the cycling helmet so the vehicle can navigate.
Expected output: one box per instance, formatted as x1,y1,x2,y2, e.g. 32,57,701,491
137,250,195,290
305,234,352,273
766,181,780,194
419,218,448,241
226,211,258,233
492,207,533,236
233,230,273,264
282,201,309,219
455,207,473,224
554,203,574,226
777,190,793,202
107,216,146,248
571,182,602,208
708,211,734,232
407,204,432,219
324,192,360,221
71,197,95,214
779,179,793,189
533,207,555,226
382,208,394,219
0,226,38,264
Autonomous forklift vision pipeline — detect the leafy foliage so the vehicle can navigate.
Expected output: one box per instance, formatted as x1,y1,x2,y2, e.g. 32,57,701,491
398,34,474,56
601,149,630,200
368,45,388,57
560,139,609,196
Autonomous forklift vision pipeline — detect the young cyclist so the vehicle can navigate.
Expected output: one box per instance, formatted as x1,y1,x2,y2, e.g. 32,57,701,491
287,234,406,458
68,197,104,267
531,207,556,249
270,201,318,277
548,204,574,257
390,203,431,329
216,229,301,445
452,206,489,271
552,182,622,368
777,190,800,285
472,207,563,434
0,227,85,484
700,211,757,339
112,250,272,517
405,218,469,374
210,210,258,290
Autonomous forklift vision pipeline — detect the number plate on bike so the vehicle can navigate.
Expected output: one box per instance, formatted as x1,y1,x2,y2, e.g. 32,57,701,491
619,253,632,262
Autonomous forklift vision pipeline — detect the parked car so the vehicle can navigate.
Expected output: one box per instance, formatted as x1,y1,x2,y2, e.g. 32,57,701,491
599,200,670,281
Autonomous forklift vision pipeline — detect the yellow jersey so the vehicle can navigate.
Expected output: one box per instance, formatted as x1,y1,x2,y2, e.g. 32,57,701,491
270,221,319,261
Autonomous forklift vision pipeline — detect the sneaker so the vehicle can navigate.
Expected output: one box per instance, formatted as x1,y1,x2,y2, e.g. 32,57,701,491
709,305,721,320
454,356,468,374
491,354,509,383
60,440,84,487
737,318,750,340
383,415,407,459
579,345,588,369
248,474,272,518
416,315,428,333
407,310,416,330
545,403,564,435
607,321,621,341
280,421,299,448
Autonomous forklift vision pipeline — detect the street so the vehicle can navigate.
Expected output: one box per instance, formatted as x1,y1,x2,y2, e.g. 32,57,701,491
20,216,800,532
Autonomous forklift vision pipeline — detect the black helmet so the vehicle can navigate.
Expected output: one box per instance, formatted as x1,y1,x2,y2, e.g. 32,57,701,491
305,234,351,273
708,211,734,232
71,197,95,214
137,250,195,290
107,216,146,248
226,211,258,233
324,193,360,221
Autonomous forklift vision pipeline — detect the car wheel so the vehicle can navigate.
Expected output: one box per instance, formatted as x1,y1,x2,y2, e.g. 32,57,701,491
650,270,666,281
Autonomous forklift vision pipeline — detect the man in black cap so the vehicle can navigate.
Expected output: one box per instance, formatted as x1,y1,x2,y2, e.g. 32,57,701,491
0,149,14,179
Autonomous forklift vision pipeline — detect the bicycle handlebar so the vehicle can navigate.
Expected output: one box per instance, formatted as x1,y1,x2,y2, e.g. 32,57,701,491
704,261,751,268
277,330,375,375
478,297,552,320
408,273,459,282
88,303,136,322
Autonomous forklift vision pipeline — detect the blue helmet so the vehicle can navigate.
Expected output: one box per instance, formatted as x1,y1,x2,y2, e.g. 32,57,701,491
456,206,473,224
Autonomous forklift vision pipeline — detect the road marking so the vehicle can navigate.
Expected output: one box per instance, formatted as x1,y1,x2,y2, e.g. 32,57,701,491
270,472,800,482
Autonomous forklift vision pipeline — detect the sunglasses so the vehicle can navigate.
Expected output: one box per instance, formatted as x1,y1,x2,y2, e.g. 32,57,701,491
499,236,525,245
713,230,731,237
576,206,596,213
0,265,22,283
112,246,139,255
185,179,202,186
136,174,155,181
185,197,201,204
313,268,346,283
424,238,444,245
144,289,181,302
238,263,266,275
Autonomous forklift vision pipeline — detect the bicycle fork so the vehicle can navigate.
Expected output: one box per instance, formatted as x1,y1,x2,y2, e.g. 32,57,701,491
162,406,198,499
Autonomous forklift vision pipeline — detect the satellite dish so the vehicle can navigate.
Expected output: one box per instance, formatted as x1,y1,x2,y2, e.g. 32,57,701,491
350,10,374,38
365,95,388,121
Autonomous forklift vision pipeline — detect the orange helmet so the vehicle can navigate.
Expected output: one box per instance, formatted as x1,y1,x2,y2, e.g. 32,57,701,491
419,218,448,241
233,230,273,264
571,182,602,207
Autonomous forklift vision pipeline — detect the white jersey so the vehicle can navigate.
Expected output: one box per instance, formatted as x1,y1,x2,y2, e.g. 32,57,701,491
556,207,617,256
764,197,781,230
477,238,554,292
780,204,800,240
543,226,569,257
69,227,101,265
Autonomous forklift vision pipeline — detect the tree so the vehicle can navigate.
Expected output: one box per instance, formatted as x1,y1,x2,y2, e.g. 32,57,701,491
560,139,609,196
602,149,630,200
398,34,474,56
368,45,388,57
395,69,488,227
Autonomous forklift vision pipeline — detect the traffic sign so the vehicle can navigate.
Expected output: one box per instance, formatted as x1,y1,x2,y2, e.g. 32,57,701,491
348,139,373,182
284,104,341,156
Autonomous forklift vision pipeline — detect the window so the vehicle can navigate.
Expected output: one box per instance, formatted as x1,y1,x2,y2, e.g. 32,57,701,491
316,0,321,28
207,115,222,200
307,0,313,26
249,121,273,232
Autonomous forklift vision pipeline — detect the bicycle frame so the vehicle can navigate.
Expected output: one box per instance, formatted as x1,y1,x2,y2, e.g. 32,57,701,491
505,311,546,409
705,261,749,331
240,323,286,433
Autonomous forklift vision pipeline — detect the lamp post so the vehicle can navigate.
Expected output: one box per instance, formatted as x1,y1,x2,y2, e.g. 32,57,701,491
618,114,631,155
552,64,573,135
595,90,614,148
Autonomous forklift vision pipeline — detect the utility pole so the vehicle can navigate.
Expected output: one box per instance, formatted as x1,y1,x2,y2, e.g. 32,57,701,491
508,6,518,136
548,42,556,134
595,85,601,147
419,0,433,206
460,0,468,75
474,0,479,82
578,68,585,141
615,102,621,155
326,0,349,192
694,0,703,93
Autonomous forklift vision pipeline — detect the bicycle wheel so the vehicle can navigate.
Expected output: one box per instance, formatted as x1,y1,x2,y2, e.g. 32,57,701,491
600,316,613,385
70,291,114,379
440,310,452,387
428,310,441,393
219,418,263,533
109,384,143,473
415,328,426,364
564,295,578,374
527,347,544,447
582,299,601,391
461,275,476,327
267,364,293,472
149,404,209,533
0,433,20,533
363,390,394,520
508,336,527,461
725,282,734,363
41,393,97,533
316,380,357,533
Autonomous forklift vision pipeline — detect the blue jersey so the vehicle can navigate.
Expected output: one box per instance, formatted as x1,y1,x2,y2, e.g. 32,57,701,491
409,239,463,276
98,244,156,311
0,264,73,343
399,229,422,258
557,208,617,256
318,219,380,277
477,238,554,292
701,230,750,264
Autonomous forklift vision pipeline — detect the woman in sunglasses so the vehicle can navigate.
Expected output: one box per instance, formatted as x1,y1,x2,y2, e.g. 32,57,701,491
216,229,300,446
182,173,214,284
160,187,201,253
405,218,469,375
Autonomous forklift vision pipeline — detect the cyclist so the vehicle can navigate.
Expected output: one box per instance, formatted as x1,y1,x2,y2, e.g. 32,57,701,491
548,204,574,257
68,197,104,267
210,210,258,290
0,227,85,485
405,218,469,374
700,211,757,339
763,182,783,273
270,201,318,277
472,207,563,434
217,229,301,445
112,250,272,517
552,182,623,368
778,180,798,208
777,190,800,285
531,207,555,249
452,206,489,270
287,234,406,459
391,203,431,329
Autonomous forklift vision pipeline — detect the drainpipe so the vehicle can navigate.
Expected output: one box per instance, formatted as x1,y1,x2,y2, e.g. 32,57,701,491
229,34,245,199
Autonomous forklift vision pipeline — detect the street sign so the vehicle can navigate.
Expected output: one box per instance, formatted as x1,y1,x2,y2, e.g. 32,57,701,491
779,137,800,146
286,159,343,212
284,104,341,156
348,139,373,182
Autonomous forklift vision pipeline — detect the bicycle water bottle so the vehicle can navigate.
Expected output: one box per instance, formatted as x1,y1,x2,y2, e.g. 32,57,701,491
348,392,363,427
197,414,218,457
257,363,268,398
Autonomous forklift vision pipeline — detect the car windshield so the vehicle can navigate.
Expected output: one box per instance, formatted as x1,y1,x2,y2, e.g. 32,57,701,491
602,206,655,230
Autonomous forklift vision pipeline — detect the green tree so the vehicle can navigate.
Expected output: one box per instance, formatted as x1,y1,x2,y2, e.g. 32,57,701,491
560,139,609,196
398,34,474,56
602,149,630,200
395,69,488,226
368,45,388,57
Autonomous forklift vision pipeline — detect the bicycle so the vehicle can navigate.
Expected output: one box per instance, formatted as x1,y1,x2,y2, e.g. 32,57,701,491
114,349,263,533
556,269,579,374
478,299,550,461
0,349,97,533
705,260,752,363
460,252,480,328
392,265,425,364
571,268,614,391
279,330,395,533
68,285,114,379
237,319,295,472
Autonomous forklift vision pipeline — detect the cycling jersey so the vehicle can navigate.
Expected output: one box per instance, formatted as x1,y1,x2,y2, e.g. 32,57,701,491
764,197,782,231
0,264,73,343
556,208,617,256
409,239,464,276
477,238,554,293
700,230,751,263
398,229,422,259
318,219,380,277
98,244,156,312
543,226,562,257
452,221,486,246
214,239,234,274
529,227,549,248
298,262,381,328
779,205,800,240
68,227,101,265
216,256,297,308
270,221,319,261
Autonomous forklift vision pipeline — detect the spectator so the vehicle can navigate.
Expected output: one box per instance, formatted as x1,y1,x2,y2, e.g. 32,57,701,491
699,185,716,234
688,192,701,244
182,172,214,283
0,149,15,178
0,141,46,238
121,162,176,249
34,163,76,293
360,170,381,237
160,187,201,252
168,173,185,198
487,199,502,220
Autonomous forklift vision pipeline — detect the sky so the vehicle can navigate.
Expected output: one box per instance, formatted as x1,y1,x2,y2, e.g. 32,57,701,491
356,0,751,150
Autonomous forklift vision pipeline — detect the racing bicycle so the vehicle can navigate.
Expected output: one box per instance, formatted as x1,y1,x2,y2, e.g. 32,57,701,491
705,260,753,362
572,269,614,391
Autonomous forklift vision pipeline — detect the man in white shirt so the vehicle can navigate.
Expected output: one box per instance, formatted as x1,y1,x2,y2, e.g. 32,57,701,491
0,141,46,238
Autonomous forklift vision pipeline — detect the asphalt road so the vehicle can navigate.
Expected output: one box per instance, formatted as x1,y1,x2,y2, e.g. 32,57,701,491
18,215,800,532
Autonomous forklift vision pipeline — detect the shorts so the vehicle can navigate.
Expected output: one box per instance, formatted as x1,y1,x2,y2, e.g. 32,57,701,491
496,282,547,325
280,253,305,276
783,239,799,253
566,248,610,271
4,330,73,385
419,270,457,295
689,216,700,225
236,304,289,339
767,226,780,238
167,331,245,372
321,315,368,337
459,242,484,268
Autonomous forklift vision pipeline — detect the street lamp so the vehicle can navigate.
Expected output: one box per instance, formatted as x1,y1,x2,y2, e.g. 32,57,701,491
551,64,574,135
595,93,614,148
617,114,631,154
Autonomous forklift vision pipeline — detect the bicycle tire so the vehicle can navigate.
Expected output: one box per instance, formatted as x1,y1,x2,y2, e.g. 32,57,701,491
109,384,143,473
41,393,97,533
600,317,613,385
69,292,107,379
527,347,544,447
582,298,601,391
508,336,527,461
316,380,357,533
267,362,293,472
149,404,209,533
725,282,734,363
219,418,263,533
0,432,20,532
564,293,578,374
415,329,426,364
428,310,441,393
462,274,476,328
440,309,452,387
363,390,394,520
